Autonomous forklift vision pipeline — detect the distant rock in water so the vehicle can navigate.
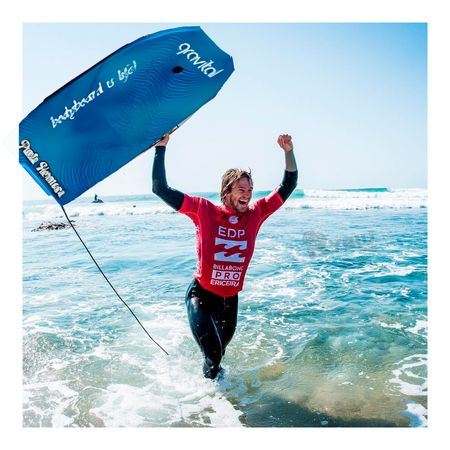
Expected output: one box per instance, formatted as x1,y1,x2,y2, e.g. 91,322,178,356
32,221,73,232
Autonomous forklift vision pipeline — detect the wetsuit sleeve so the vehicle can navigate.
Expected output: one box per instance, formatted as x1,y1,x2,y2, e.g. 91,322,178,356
277,170,298,202
152,146,184,211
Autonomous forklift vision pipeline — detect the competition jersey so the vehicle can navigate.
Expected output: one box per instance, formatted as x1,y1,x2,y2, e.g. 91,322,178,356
179,190,284,297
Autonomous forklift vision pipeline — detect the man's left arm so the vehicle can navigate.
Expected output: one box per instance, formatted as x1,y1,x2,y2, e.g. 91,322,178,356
277,134,298,201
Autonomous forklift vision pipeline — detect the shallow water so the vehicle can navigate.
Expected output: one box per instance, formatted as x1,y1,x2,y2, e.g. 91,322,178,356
22,189,427,427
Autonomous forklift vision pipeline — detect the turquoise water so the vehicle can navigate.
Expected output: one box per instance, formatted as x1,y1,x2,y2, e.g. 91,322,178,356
22,189,427,427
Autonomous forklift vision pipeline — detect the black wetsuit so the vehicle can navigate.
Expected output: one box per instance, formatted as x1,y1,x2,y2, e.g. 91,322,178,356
185,279,238,378
152,145,297,379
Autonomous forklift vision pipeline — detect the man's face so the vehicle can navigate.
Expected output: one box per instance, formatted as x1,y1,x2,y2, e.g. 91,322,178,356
225,177,253,214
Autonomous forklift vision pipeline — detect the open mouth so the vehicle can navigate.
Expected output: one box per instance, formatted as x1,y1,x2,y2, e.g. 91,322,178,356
238,200,248,206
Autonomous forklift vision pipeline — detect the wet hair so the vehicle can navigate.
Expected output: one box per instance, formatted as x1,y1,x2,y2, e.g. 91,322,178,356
220,168,253,204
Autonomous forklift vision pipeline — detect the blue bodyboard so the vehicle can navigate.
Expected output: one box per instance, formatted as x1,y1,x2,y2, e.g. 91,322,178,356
19,26,234,205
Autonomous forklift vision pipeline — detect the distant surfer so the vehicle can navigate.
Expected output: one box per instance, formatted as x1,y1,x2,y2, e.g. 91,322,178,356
152,134,298,379
92,194,103,203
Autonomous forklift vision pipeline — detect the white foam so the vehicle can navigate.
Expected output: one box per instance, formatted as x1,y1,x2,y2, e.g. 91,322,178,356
23,189,428,222
287,188,427,210
402,401,428,427
86,332,244,427
176,388,244,427
23,201,173,222
375,321,404,330
23,380,78,427
406,320,428,336
375,266,416,277
389,354,428,396
91,367,242,427
90,384,158,426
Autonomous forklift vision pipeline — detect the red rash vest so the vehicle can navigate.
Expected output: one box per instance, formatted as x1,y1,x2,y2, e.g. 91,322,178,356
179,190,284,297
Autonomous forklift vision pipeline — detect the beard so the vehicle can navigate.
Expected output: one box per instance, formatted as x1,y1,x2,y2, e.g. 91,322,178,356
229,196,249,213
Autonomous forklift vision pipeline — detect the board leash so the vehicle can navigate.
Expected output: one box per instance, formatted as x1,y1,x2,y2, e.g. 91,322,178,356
60,205,169,356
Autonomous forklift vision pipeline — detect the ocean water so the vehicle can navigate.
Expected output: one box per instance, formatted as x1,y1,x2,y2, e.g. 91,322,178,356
22,188,427,427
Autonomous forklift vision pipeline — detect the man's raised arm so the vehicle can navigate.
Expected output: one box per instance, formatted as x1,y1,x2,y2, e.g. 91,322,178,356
276,134,298,201
152,134,185,211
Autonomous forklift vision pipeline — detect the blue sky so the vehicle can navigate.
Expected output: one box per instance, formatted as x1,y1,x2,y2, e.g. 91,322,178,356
22,22,427,200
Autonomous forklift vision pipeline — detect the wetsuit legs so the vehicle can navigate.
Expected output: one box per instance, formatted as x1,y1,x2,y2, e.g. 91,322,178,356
185,280,238,379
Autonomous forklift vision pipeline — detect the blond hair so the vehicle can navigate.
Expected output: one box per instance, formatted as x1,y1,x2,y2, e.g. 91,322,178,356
220,168,253,204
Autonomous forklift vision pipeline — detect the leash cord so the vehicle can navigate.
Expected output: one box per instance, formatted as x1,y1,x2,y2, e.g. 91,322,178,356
61,205,169,356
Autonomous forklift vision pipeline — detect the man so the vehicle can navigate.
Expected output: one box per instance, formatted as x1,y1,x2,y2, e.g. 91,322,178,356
152,134,297,379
